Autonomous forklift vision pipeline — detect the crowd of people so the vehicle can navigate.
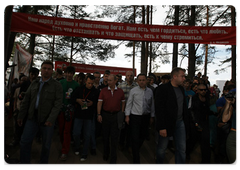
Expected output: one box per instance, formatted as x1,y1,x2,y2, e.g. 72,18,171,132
6,60,236,164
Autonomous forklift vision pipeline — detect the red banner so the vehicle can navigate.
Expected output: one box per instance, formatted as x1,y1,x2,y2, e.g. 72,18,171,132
55,61,136,76
11,12,236,45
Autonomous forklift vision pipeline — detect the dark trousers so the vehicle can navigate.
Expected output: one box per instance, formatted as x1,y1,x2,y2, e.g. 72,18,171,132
13,110,27,143
102,111,120,163
20,119,54,163
214,127,229,163
226,130,236,163
119,115,131,148
130,114,150,163
186,122,211,163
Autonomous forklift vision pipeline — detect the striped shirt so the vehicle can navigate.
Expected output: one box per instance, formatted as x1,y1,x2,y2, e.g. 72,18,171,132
118,81,138,102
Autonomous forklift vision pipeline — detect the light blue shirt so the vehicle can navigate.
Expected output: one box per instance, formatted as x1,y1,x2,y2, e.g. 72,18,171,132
35,77,51,109
125,86,155,117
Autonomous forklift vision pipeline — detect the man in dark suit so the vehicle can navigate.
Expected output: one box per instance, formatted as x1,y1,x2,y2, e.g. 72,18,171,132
155,67,189,164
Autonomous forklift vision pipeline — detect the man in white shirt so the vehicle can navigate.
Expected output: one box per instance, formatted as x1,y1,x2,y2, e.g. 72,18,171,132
125,73,155,163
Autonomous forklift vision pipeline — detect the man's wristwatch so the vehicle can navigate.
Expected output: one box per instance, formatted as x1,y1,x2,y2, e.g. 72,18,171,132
97,114,101,116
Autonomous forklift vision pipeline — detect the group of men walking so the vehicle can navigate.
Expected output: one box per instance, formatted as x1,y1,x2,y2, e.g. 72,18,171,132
15,60,212,164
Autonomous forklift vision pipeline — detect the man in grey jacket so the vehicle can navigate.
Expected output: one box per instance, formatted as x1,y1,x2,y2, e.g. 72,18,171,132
17,60,63,163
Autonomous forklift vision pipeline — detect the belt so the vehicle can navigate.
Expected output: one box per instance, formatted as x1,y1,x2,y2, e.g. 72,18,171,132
103,110,118,115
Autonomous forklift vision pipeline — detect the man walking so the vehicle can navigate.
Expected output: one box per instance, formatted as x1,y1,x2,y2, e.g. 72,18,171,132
187,84,212,163
155,67,189,164
58,66,79,161
125,73,155,163
17,60,63,163
97,74,125,163
71,75,99,161
118,71,137,151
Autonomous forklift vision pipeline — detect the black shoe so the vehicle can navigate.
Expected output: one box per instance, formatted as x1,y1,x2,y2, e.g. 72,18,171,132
186,154,191,160
103,155,109,161
91,149,96,155
118,144,124,151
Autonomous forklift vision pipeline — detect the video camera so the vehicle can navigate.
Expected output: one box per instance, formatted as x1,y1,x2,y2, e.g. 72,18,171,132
225,91,236,99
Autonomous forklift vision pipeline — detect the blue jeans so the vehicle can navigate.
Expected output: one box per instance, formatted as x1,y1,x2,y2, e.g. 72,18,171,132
73,118,92,156
156,119,186,164
90,114,96,149
20,119,54,163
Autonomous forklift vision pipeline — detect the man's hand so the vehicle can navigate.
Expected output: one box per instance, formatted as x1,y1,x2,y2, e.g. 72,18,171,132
150,117,154,125
87,99,93,107
17,119,23,127
44,121,53,127
97,115,102,123
76,99,85,106
159,129,167,137
225,97,235,105
125,116,130,125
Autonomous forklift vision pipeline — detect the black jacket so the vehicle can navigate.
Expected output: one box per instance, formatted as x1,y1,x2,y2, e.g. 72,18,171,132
71,85,99,120
189,94,212,130
155,81,189,137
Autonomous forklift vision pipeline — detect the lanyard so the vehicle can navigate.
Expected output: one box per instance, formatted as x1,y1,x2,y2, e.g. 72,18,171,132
83,88,91,99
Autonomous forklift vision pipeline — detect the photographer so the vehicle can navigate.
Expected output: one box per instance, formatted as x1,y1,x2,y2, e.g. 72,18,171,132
222,89,236,163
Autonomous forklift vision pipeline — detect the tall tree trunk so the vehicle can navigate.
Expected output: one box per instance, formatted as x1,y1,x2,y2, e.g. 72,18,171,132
52,5,59,62
29,34,36,67
4,6,13,72
149,5,153,74
188,6,196,78
70,6,77,65
132,6,136,76
29,6,39,67
141,5,147,74
7,3,29,66
204,6,209,76
231,6,236,81
172,5,179,69
145,5,149,74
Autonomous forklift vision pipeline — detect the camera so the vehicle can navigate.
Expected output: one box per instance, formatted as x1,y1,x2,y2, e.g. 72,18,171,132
225,91,236,99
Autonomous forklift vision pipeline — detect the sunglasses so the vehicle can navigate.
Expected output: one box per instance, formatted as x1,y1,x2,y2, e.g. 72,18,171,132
199,89,207,91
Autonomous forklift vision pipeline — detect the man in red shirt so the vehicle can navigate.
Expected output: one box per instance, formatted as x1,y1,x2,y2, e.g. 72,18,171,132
97,74,125,163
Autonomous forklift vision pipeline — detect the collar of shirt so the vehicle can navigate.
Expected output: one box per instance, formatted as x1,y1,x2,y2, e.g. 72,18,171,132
137,85,147,91
108,86,117,96
122,81,137,87
40,77,51,83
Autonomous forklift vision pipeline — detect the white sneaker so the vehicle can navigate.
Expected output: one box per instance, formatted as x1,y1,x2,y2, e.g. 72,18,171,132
80,155,87,161
75,151,80,155
60,154,67,161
